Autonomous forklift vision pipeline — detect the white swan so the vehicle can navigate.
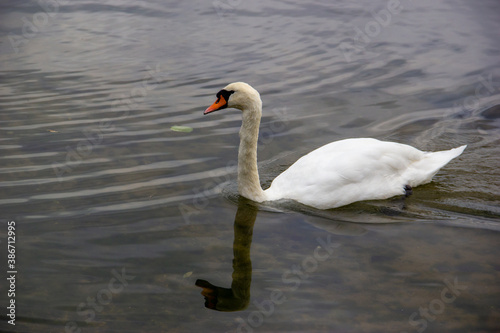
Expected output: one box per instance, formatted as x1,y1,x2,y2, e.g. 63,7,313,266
204,82,466,209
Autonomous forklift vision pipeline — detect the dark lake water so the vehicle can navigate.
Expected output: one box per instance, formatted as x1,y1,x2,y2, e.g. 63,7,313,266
1,0,499,332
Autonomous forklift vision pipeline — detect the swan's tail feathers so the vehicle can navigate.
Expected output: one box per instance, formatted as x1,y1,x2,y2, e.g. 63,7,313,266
433,144,467,163
407,145,467,186
452,145,467,157
426,144,467,173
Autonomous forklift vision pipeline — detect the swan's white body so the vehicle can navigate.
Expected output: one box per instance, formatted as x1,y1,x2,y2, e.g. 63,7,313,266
205,82,466,209
264,138,465,209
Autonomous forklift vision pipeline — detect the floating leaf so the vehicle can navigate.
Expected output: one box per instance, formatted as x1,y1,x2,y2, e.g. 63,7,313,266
48,129,58,133
183,271,193,278
171,125,193,133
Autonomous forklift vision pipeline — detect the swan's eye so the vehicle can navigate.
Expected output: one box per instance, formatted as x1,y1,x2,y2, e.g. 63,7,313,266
216,89,235,101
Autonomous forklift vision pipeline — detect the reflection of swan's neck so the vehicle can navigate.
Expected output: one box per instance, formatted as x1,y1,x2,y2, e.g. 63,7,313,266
195,198,257,312
230,199,257,304
238,101,266,202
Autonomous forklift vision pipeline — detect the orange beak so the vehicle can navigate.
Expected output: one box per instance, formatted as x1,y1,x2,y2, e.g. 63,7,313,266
204,95,228,115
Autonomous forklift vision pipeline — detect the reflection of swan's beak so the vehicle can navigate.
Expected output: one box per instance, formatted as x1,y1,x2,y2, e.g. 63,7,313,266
195,279,218,309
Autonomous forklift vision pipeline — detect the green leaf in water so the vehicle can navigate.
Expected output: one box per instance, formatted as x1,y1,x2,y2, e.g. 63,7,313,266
171,125,193,133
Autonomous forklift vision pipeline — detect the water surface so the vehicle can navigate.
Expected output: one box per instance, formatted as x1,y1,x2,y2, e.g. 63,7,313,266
0,0,499,332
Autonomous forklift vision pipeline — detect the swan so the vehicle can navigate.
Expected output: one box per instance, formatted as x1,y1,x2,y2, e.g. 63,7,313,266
204,82,466,209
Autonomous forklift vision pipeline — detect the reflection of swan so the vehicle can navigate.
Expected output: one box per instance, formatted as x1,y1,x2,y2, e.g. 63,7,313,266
194,198,375,312
195,198,257,311
205,82,467,209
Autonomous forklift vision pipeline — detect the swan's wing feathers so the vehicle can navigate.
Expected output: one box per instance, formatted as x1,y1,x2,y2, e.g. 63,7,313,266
265,139,465,209
266,139,423,208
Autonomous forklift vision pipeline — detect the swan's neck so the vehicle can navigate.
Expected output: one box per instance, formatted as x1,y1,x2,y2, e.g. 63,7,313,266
238,101,266,202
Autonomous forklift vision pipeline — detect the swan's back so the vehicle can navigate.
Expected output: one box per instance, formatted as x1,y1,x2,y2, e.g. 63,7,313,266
264,138,466,209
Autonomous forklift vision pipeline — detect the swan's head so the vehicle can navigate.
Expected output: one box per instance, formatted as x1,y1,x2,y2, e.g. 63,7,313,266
204,82,261,115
